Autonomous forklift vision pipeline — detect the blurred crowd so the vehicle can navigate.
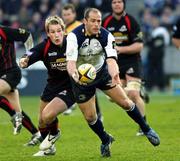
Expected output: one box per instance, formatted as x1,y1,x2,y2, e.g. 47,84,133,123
141,0,180,39
140,0,180,91
0,0,112,43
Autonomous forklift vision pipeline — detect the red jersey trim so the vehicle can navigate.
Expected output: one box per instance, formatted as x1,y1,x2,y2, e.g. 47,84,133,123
43,39,51,58
124,15,131,32
0,28,7,41
103,15,113,28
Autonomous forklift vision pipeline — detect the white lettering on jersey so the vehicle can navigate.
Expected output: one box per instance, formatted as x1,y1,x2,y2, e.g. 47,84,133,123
107,27,115,31
48,52,57,56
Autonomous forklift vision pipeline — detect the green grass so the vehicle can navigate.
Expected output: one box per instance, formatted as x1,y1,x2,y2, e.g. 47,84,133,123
0,93,180,161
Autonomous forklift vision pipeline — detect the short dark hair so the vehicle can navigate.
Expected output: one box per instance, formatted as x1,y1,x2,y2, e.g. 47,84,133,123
62,3,76,13
84,8,101,19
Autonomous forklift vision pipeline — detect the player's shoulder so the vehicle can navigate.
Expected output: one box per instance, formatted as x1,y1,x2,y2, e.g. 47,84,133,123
100,27,110,37
72,24,84,35
124,13,138,23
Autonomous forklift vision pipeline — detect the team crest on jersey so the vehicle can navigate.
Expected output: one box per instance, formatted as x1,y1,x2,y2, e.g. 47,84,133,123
81,39,89,48
119,25,127,32
18,28,26,34
78,94,86,101
48,52,57,56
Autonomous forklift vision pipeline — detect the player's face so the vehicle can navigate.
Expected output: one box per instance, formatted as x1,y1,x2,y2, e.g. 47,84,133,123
84,11,101,35
47,24,64,45
112,0,124,15
62,9,76,25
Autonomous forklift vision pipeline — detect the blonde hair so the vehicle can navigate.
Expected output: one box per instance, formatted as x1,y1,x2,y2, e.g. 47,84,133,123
45,15,65,33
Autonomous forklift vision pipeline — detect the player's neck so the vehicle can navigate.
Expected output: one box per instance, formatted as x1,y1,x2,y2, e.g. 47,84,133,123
113,11,125,20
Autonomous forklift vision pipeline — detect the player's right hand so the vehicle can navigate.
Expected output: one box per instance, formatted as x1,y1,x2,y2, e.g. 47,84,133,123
19,56,29,68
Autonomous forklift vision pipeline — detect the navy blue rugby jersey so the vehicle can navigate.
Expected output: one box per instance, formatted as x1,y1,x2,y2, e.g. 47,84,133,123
0,26,31,73
66,24,117,73
27,37,71,88
172,17,180,39
103,13,143,61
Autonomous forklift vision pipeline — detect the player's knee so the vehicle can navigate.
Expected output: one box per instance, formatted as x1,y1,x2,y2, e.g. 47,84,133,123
128,91,141,103
125,81,141,92
85,114,97,124
119,98,134,110
42,111,54,124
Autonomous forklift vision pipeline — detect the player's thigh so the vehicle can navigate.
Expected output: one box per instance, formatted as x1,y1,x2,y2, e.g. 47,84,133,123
0,79,11,94
78,95,96,121
104,85,133,109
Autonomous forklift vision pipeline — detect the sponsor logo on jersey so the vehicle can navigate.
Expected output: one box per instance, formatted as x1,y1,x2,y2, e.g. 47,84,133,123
59,90,67,96
50,59,66,71
119,25,127,32
48,52,57,56
107,27,115,31
126,67,134,74
1,74,7,79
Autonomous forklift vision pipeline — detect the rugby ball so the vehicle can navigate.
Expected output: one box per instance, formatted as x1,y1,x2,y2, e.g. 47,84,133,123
78,63,96,83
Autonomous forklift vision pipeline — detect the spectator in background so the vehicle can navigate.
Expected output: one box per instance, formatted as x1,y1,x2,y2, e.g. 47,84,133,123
62,3,82,34
146,16,170,91
172,17,180,49
103,0,149,136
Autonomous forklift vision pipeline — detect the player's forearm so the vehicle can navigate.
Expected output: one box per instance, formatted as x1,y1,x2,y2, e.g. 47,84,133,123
115,42,143,54
106,58,119,77
67,60,77,76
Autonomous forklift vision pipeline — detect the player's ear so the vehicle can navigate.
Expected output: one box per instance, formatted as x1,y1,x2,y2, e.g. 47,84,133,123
83,18,87,24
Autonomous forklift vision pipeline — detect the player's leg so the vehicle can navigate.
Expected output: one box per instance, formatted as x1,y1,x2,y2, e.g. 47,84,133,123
24,99,47,146
78,95,114,157
5,89,39,136
104,85,160,146
95,93,103,121
125,75,146,136
0,78,23,134
39,90,75,151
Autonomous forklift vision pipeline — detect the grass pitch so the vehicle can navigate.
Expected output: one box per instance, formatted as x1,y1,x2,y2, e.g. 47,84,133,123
0,93,179,161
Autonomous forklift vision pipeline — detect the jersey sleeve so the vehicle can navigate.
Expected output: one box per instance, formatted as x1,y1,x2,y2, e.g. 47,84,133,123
129,16,143,43
66,32,78,61
3,26,31,43
105,33,117,59
27,42,45,66
2,26,34,52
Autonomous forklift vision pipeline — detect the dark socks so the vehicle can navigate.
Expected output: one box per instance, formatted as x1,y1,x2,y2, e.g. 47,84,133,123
95,95,101,118
48,118,59,135
126,105,150,133
39,127,49,139
22,111,38,134
88,118,109,144
0,96,16,116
